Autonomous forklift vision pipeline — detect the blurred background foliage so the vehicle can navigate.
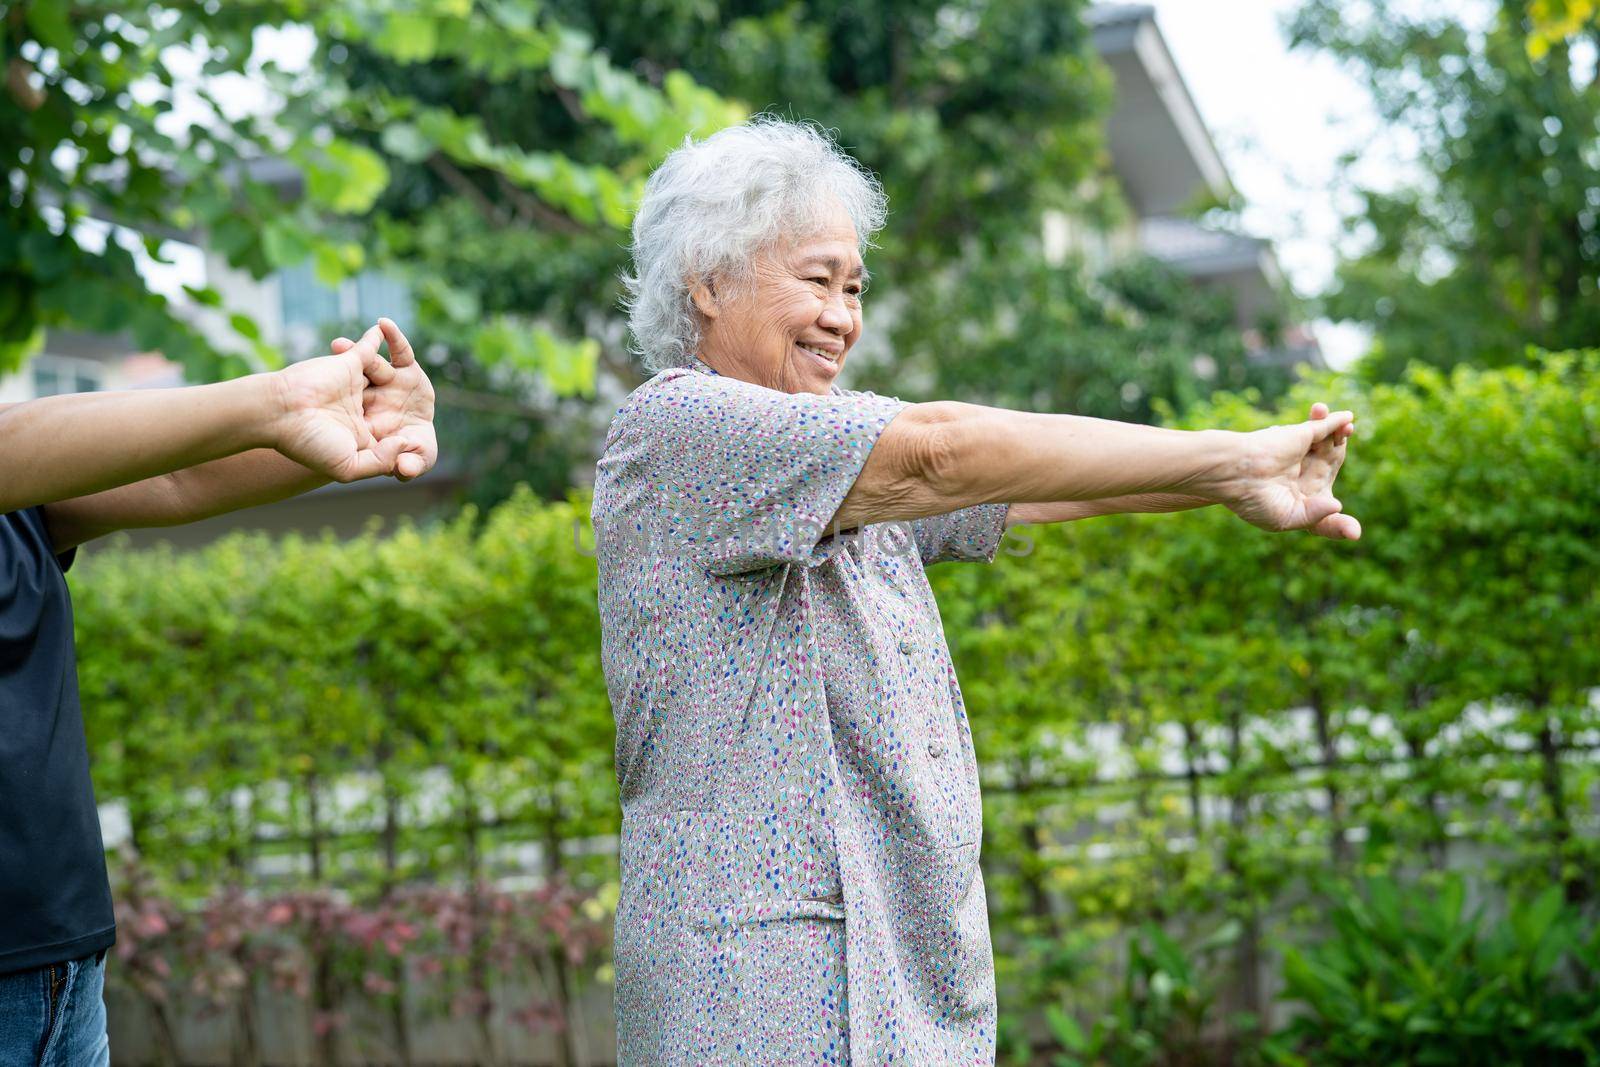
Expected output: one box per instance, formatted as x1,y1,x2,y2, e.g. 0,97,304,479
4,0,1298,505
1288,0,1600,380
6,0,1600,1061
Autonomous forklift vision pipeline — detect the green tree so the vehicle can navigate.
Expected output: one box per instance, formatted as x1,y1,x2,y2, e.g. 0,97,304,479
6,0,1295,506
564,0,1295,418
1289,0,1600,379
0,0,739,382
1527,0,1598,56
322,0,1291,488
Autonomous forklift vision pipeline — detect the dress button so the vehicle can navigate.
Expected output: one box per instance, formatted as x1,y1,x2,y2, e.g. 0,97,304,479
928,741,945,758
898,638,916,655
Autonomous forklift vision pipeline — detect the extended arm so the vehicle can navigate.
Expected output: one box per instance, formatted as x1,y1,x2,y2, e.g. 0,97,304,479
9,321,435,548
0,375,306,514
1002,402,1353,534
41,449,328,550
39,320,437,550
836,399,1360,540
1005,492,1212,528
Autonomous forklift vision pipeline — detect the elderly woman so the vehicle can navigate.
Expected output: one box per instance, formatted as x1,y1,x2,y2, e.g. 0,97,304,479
592,118,1357,1066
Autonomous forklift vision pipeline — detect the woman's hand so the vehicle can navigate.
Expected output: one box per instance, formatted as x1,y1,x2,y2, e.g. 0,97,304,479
330,318,437,482
270,325,413,482
1217,402,1361,540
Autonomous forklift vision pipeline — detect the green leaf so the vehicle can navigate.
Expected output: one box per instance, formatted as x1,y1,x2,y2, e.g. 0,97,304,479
310,244,344,288
379,13,440,63
380,123,435,164
0,325,46,376
25,0,75,53
302,140,390,215
261,219,312,269
420,277,481,324
182,285,224,308
1044,1006,1088,1052
228,312,262,342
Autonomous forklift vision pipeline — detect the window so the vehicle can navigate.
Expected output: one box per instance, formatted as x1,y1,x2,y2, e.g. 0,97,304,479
278,263,415,351
277,261,342,331
354,271,413,325
30,355,105,398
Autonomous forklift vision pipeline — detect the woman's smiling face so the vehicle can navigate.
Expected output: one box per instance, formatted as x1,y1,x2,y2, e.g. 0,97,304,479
693,203,866,395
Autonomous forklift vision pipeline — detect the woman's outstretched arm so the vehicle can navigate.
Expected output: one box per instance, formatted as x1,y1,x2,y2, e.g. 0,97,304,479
1004,493,1213,527
834,399,1360,540
1003,402,1357,538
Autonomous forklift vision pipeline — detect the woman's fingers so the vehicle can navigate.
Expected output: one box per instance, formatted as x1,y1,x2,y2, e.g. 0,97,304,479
339,324,392,385
1312,511,1362,540
1308,409,1355,443
1302,493,1345,528
1301,402,1355,499
395,444,429,481
1306,402,1356,440
1318,511,1356,537
350,325,395,386
1301,493,1362,540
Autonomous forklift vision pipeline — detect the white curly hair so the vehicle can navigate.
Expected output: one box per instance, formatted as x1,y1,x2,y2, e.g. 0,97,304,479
621,116,889,373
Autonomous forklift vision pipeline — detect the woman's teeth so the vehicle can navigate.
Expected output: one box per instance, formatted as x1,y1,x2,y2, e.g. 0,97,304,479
797,343,834,361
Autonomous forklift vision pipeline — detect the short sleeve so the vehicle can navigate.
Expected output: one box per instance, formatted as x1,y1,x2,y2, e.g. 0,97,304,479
604,369,908,576
911,503,1011,566
22,507,75,573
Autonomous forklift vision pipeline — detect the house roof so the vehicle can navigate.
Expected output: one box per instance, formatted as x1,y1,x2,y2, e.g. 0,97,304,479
1137,217,1276,278
1087,3,1233,217
1083,4,1156,28
1139,216,1285,325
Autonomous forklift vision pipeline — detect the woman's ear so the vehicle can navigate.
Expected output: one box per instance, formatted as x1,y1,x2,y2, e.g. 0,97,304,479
690,278,719,320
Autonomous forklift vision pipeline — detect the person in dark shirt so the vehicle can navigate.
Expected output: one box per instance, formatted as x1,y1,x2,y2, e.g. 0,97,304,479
0,319,435,1065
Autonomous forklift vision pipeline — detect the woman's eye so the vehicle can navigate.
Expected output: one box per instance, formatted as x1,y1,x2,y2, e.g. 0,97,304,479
806,276,830,286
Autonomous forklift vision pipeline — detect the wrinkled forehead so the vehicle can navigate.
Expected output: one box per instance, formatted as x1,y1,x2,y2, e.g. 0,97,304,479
789,243,867,280
771,217,868,279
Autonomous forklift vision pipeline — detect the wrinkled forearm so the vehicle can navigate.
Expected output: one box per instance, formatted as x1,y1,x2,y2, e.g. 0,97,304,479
1006,492,1215,527
42,450,327,550
834,401,1243,530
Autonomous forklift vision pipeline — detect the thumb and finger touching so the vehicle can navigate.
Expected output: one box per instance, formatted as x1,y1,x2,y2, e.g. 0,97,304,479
341,435,409,482
1297,399,1361,539
354,325,395,386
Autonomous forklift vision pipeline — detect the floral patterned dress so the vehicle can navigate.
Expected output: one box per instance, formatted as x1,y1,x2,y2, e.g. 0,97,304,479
592,357,1010,1065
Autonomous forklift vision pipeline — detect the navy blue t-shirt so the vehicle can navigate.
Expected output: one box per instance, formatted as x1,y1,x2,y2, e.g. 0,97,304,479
0,506,115,974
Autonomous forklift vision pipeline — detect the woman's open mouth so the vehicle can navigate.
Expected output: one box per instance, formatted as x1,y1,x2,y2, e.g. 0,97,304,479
795,341,841,372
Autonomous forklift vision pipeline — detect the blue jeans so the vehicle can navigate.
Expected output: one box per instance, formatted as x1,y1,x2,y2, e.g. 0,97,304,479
0,952,110,1067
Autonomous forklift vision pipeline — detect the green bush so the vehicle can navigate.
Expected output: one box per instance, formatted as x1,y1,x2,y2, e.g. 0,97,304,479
942,350,1600,1063
75,489,614,889
1263,875,1600,1066
1045,920,1244,1067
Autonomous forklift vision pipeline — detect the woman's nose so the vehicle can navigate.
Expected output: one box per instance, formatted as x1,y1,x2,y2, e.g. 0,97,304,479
818,293,853,332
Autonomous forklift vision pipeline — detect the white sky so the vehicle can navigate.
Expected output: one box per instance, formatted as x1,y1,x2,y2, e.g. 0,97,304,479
1145,0,1493,368
1146,0,1392,368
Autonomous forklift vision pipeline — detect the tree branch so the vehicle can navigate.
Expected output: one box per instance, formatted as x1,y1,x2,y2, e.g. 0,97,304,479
491,172,591,238
426,153,510,228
